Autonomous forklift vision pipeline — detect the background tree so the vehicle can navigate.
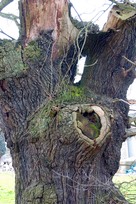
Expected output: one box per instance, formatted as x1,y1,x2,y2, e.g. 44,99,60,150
0,0,136,203
0,131,6,158
0,0,19,39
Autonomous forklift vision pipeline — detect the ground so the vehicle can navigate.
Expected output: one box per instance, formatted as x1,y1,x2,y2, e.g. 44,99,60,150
0,172,136,204
0,172,15,204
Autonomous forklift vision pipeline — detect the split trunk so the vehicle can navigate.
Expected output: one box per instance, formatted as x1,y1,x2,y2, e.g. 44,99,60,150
0,0,136,203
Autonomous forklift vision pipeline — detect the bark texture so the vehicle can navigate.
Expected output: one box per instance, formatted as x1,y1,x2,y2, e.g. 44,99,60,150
0,0,135,204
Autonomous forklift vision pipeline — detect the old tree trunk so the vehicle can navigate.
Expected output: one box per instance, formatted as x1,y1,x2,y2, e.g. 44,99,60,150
0,0,136,203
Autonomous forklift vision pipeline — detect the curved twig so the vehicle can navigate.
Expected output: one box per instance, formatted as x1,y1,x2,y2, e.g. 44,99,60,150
0,0,13,11
0,28,15,40
0,12,20,28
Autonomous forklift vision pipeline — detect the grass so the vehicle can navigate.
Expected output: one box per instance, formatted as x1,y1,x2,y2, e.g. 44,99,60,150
113,174,136,204
0,172,136,204
0,172,15,204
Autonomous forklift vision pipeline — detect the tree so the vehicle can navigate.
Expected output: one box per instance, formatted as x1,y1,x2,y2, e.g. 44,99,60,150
0,0,136,203
0,130,6,157
0,0,19,39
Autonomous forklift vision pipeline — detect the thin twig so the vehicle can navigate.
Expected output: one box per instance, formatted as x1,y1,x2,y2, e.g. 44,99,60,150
67,0,83,22
0,0,13,12
113,98,130,105
0,12,20,28
123,56,136,66
84,59,98,67
0,28,15,40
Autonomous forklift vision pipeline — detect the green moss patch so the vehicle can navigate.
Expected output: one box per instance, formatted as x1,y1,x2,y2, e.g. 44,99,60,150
56,85,85,103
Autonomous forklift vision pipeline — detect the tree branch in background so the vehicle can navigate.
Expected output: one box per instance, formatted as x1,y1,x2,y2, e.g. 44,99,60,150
0,28,15,39
126,128,136,137
126,111,136,137
0,0,13,11
0,12,20,28
108,0,132,4
129,114,136,126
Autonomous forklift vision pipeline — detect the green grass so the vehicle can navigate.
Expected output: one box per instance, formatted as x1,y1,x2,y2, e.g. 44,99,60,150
0,172,15,204
0,172,136,204
113,175,136,204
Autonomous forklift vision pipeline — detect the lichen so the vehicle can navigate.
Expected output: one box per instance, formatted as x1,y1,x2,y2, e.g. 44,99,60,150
43,185,57,203
23,41,41,61
22,183,57,203
28,103,52,137
0,40,27,79
22,184,44,200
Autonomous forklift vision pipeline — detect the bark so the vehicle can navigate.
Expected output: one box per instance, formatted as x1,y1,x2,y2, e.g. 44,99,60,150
0,1,135,203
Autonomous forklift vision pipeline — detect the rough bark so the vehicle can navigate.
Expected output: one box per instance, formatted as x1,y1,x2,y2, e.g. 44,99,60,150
0,0,135,203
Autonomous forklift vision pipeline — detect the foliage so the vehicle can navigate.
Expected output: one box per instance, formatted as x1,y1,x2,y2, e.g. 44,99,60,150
0,172,15,204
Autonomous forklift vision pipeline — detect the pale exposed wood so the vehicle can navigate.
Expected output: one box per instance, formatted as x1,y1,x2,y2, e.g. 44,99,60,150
103,6,124,32
103,3,136,32
21,0,79,58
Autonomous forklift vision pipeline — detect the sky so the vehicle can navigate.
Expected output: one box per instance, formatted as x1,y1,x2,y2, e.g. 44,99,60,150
0,0,19,39
0,0,136,99
0,0,111,39
71,0,112,27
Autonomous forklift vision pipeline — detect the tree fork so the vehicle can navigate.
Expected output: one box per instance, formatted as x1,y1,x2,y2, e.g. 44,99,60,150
0,1,136,203
19,0,79,59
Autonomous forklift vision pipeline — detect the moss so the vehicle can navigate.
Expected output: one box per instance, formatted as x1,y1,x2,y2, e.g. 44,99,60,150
0,40,27,79
24,41,41,61
28,85,85,137
56,84,85,103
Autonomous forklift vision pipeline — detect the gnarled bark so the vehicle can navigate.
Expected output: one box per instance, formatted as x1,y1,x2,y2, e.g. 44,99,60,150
0,0,135,203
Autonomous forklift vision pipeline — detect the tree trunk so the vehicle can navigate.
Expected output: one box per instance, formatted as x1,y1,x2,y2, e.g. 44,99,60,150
0,1,135,203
